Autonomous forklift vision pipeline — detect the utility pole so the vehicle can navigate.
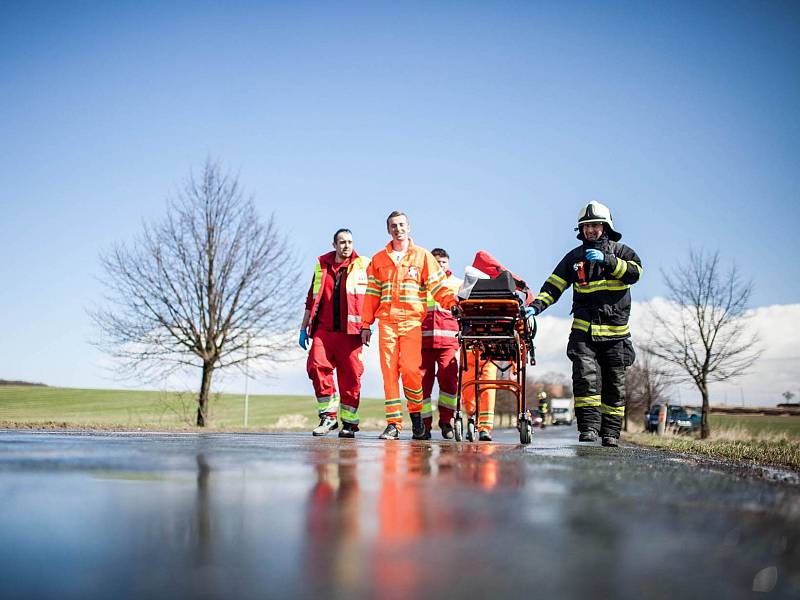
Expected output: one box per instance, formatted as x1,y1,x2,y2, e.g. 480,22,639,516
243,336,250,428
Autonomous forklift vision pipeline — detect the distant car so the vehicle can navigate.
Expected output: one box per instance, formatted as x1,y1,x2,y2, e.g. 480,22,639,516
673,409,701,433
645,404,701,433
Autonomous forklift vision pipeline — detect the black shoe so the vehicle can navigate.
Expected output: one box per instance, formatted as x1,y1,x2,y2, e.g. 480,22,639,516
312,416,338,436
410,413,429,440
440,423,454,440
578,429,598,442
338,424,357,439
601,436,619,447
478,430,492,442
379,424,400,440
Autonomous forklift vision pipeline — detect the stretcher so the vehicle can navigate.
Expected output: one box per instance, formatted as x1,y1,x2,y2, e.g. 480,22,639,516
453,268,537,444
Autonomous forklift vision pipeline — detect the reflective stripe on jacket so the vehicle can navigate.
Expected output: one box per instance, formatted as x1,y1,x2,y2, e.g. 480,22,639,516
531,239,642,342
361,239,456,327
308,251,370,335
422,273,462,349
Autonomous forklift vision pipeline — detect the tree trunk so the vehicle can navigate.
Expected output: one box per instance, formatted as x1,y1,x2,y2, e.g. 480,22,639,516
196,361,214,427
700,386,710,440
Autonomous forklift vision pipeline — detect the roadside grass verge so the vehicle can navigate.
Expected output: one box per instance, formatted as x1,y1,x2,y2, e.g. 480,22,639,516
710,414,800,437
0,386,389,430
624,427,800,471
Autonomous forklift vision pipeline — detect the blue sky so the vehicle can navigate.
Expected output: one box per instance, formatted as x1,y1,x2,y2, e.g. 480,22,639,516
1,1,798,398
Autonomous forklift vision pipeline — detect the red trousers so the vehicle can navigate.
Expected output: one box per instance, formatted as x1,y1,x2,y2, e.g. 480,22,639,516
307,329,364,425
420,347,458,428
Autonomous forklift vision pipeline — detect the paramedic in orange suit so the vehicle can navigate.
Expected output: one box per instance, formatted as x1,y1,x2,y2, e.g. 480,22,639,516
461,352,498,442
360,211,458,441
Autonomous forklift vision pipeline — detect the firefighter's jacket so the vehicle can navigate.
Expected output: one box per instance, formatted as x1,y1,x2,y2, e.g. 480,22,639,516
531,238,642,342
422,271,462,349
306,251,370,336
361,239,457,328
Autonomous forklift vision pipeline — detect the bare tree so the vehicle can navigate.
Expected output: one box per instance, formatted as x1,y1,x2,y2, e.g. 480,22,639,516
624,349,669,431
91,161,302,426
646,250,760,438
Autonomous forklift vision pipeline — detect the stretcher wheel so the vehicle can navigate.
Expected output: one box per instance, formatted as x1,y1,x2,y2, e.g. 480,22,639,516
467,419,476,442
519,419,532,445
454,418,463,442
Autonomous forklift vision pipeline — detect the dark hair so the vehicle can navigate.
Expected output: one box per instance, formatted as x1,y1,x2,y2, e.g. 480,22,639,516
431,248,449,259
386,210,408,228
333,228,352,243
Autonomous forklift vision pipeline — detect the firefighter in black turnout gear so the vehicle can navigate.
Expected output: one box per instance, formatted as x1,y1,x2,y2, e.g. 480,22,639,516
527,201,642,447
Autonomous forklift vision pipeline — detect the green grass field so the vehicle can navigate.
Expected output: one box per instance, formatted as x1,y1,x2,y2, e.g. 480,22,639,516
625,413,800,472
710,414,800,438
0,386,389,430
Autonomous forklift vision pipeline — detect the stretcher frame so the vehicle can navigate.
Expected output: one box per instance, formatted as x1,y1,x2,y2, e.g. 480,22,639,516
453,297,537,444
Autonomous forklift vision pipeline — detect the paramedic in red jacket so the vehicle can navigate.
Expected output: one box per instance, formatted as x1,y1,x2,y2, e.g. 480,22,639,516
300,228,370,438
420,248,462,439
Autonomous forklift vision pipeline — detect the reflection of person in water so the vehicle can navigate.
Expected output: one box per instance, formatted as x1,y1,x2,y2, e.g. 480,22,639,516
302,446,361,597
370,443,432,598
194,453,211,566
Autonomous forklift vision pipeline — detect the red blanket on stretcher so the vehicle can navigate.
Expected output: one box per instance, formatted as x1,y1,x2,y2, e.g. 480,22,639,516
471,250,535,306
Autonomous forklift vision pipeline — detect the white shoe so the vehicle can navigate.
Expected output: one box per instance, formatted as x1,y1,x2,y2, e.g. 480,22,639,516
312,416,338,436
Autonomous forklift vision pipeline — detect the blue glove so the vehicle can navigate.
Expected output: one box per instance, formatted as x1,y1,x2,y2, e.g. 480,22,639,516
585,249,604,263
298,328,310,350
525,305,539,318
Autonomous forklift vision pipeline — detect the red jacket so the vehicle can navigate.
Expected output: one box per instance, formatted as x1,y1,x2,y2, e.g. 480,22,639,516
305,251,370,335
422,271,462,349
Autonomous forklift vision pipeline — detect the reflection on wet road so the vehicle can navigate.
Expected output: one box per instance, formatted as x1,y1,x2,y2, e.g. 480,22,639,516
1,427,799,599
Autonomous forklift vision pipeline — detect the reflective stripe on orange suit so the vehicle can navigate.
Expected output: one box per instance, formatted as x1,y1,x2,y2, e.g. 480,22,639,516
461,351,496,432
361,239,457,428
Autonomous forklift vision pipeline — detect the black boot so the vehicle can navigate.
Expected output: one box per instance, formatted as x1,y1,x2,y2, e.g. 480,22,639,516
601,436,619,447
338,423,357,439
410,413,430,440
578,429,598,442
440,423,454,440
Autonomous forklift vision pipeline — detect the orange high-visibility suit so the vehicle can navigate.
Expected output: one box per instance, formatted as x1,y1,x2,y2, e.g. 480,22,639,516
361,239,457,428
461,351,496,433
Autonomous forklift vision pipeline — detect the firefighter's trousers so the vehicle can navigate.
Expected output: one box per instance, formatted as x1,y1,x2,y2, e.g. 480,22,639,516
461,351,497,432
421,347,458,429
378,320,425,428
567,334,635,438
307,329,364,426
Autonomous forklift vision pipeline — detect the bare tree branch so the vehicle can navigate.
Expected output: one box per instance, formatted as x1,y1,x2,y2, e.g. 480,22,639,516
89,160,303,426
646,249,761,438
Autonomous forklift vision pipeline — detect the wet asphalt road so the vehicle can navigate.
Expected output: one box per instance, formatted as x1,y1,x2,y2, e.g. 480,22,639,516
1,427,799,600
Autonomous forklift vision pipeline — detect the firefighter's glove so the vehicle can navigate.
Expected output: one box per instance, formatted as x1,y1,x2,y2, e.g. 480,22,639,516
298,328,311,350
585,249,604,262
525,305,539,318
